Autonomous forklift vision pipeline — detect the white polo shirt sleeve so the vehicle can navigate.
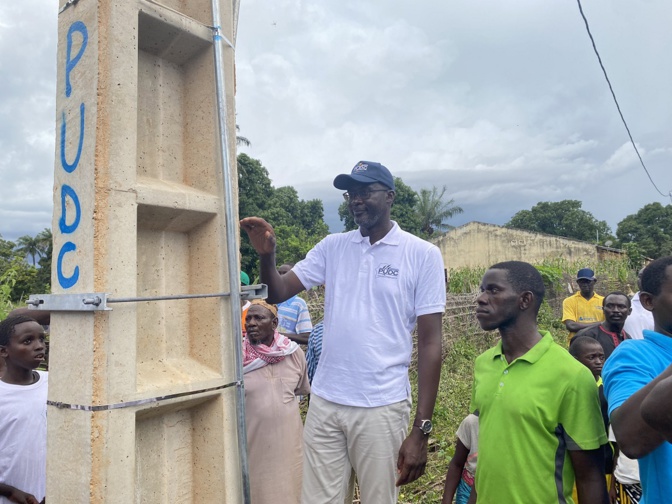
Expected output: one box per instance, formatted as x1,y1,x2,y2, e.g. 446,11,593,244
414,245,447,317
292,233,331,290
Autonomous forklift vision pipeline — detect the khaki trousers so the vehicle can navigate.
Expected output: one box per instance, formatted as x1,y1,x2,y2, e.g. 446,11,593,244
301,394,411,504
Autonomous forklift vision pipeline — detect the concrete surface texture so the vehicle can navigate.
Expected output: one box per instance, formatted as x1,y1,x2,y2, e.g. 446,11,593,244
50,0,242,502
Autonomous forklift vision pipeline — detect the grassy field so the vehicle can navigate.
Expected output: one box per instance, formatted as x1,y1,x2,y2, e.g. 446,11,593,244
304,259,637,504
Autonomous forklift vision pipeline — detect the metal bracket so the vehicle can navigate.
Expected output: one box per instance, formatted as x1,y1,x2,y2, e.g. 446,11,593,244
27,293,110,312
25,284,268,312
241,283,267,301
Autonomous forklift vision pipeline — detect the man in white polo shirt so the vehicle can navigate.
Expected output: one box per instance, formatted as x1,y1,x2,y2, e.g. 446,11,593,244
241,161,446,504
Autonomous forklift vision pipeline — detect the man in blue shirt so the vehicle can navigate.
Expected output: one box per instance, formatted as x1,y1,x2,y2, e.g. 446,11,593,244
276,263,313,345
603,256,672,504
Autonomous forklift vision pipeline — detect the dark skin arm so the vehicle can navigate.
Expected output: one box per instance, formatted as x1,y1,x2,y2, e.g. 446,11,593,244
280,331,310,345
441,439,469,504
610,364,672,458
0,483,40,504
396,312,443,486
240,217,304,303
8,308,51,326
564,320,600,334
640,364,672,443
570,448,609,504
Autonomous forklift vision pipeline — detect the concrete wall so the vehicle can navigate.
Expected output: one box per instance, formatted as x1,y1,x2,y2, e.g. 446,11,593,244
50,1,242,502
434,222,624,270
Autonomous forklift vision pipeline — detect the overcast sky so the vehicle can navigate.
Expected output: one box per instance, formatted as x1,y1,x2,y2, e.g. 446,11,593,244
1,0,671,241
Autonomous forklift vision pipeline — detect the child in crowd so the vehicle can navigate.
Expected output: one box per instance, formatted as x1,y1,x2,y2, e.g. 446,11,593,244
569,336,613,502
441,413,478,504
0,315,48,504
569,336,609,429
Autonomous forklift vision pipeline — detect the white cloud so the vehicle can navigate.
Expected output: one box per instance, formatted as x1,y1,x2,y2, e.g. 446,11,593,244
1,0,671,243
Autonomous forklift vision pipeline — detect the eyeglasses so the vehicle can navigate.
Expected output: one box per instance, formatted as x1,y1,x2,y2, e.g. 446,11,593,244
342,189,389,202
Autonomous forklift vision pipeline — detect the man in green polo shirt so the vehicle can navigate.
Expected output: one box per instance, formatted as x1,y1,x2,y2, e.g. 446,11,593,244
467,261,608,504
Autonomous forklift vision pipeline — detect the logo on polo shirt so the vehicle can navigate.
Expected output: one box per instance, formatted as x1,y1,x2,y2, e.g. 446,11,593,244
376,263,399,279
353,162,368,173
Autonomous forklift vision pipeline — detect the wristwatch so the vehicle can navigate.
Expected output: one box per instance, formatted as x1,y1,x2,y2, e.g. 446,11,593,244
413,419,433,435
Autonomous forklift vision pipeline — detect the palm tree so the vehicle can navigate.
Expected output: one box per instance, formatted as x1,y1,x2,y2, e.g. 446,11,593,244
36,228,52,257
15,235,41,266
236,124,251,147
415,185,464,237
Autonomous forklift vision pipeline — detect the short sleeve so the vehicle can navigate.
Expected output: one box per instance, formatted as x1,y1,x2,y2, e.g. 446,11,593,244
558,365,608,450
295,299,313,333
456,414,477,450
414,246,446,317
293,236,330,290
562,297,577,323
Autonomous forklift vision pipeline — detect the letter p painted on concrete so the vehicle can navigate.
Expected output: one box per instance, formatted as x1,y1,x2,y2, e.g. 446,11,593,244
65,21,88,98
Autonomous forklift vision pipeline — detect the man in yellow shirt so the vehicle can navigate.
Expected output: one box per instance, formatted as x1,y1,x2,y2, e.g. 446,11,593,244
563,268,604,342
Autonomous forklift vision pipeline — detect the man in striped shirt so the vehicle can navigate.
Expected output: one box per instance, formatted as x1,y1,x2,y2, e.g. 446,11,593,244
277,263,313,344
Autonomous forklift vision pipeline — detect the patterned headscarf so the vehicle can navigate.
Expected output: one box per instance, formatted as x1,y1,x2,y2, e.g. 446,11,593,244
243,300,297,373
250,299,278,317
243,331,298,373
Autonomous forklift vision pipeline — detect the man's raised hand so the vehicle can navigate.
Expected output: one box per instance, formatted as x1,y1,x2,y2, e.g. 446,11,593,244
240,217,276,256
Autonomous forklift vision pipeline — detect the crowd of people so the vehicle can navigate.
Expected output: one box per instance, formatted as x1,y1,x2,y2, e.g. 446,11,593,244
1,160,671,504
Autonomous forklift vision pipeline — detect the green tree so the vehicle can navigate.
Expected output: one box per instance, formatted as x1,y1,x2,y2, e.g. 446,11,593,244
0,230,51,303
238,153,274,217
35,240,52,292
337,199,355,232
237,154,329,278
506,200,613,243
0,234,16,273
0,267,17,319
36,228,52,257
15,234,42,266
1,257,46,303
391,178,422,236
616,202,672,259
338,177,422,235
415,185,463,237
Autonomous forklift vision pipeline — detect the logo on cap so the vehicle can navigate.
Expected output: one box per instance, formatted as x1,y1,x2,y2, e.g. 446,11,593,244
352,162,368,173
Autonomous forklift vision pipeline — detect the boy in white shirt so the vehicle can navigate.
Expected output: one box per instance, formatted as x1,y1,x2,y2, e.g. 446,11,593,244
0,315,48,504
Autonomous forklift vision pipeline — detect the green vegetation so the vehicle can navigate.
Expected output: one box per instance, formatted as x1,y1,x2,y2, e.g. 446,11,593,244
415,185,463,237
238,154,330,279
0,229,52,319
617,202,672,259
506,200,614,244
447,267,485,294
506,199,672,260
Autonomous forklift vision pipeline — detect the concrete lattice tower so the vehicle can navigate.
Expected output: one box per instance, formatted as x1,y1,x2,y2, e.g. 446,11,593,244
49,0,243,501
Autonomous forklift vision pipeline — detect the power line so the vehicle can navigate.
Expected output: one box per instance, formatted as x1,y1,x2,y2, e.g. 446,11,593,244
575,0,672,201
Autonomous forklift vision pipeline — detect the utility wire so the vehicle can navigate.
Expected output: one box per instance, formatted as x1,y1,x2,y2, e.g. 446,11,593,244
576,0,672,201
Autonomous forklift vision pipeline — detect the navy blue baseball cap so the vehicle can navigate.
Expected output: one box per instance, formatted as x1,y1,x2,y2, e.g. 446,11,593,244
576,268,596,281
333,161,395,191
